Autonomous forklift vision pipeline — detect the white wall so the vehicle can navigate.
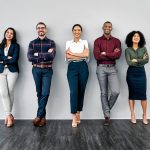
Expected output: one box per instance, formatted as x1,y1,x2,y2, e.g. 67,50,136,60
0,0,150,119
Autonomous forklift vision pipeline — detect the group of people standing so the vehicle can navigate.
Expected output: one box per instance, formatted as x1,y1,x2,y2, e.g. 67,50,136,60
0,21,149,128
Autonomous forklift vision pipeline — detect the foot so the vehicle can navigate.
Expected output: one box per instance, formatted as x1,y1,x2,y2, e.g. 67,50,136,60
76,113,80,124
7,114,14,128
72,115,77,128
142,114,148,125
5,117,8,125
104,117,110,126
39,118,46,127
131,114,136,124
33,117,41,126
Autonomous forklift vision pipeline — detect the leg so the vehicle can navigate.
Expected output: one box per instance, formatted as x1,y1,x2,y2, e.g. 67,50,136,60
141,100,148,124
108,67,120,110
129,99,136,123
96,66,109,118
0,72,11,116
7,71,18,112
39,68,53,118
32,67,42,117
67,62,78,127
77,61,89,112
67,62,78,114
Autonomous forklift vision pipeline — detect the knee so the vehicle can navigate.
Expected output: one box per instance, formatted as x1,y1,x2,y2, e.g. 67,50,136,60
70,89,78,97
101,92,108,97
1,92,9,99
111,90,120,97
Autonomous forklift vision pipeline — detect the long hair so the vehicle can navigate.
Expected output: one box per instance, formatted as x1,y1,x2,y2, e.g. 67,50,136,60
0,27,17,49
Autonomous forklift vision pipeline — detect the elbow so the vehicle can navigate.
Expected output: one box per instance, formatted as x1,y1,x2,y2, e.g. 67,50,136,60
85,53,89,58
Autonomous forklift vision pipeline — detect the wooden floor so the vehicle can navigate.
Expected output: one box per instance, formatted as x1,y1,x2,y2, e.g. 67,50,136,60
0,120,150,150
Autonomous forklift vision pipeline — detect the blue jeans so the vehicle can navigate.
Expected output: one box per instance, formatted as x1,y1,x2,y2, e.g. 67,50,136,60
32,67,53,118
67,61,89,114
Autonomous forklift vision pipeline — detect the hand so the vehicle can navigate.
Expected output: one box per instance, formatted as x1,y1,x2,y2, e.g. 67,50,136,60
48,48,54,53
132,59,137,62
34,53,38,56
8,56,12,59
114,48,120,52
101,52,106,55
143,53,148,59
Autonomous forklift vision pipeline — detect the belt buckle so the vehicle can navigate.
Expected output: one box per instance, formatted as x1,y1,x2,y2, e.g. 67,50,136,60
41,64,45,68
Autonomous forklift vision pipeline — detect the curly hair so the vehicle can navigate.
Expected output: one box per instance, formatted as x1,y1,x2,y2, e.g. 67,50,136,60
125,31,146,48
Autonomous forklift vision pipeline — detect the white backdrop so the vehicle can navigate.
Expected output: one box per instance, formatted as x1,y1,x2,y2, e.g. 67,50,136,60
0,0,150,119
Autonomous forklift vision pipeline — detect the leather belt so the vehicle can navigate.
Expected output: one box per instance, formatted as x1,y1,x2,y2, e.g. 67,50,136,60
71,59,85,62
33,64,52,68
99,64,115,67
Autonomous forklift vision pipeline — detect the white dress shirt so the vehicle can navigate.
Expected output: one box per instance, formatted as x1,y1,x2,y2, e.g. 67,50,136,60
65,39,89,62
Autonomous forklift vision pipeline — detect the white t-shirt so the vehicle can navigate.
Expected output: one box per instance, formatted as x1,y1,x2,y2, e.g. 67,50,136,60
65,39,89,62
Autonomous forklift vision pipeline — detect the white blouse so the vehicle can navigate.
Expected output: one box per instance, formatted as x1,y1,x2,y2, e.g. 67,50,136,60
65,39,89,62
4,46,10,56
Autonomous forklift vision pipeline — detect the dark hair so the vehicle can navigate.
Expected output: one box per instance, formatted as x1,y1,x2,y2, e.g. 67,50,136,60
125,31,146,48
36,22,46,29
0,27,17,49
72,24,82,31
103,21,112,26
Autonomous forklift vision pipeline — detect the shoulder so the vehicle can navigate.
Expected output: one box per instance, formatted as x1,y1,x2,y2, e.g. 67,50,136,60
125,47,131,52
48,38,55,44
15,43,20,47
66,40,72,45
82,40,88,43
94,36,102,43
112,36,121,43
142,46,147,51
29,39,37,44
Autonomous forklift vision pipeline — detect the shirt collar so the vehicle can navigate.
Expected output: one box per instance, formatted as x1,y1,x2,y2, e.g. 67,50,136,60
71,39,82,43
37,36,48,41
102,34,112,40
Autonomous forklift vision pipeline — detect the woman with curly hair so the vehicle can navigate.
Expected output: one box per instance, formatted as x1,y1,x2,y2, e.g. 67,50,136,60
125,31,149,125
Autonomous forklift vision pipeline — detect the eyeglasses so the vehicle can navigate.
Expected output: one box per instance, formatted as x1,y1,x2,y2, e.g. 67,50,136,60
37,27,46,30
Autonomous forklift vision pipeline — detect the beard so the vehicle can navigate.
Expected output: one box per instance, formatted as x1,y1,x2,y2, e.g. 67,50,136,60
104,31,111,35
38,31,46,37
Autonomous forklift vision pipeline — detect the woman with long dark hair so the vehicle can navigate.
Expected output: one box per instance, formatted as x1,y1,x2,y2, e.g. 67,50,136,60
66,24,89,127
0,27,20,127
125,31,149,125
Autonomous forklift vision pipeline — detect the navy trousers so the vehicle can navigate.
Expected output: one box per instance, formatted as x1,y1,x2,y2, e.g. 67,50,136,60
32,67,53,118
67,61,89,114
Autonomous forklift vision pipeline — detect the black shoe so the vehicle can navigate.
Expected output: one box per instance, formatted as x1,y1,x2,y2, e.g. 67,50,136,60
104,117,110,126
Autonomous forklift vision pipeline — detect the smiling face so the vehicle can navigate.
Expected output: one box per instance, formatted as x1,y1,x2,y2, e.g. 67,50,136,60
72,26,82,39
5,29,14,41
36,24,47,37
103,22,112,35
132,33,140,44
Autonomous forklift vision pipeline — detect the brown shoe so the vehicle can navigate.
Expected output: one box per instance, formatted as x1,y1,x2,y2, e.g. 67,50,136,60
33,117,41,126
39,118,46,127
104,117,110,126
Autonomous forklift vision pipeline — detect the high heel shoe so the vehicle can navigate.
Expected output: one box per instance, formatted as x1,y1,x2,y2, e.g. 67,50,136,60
131,115,136,124
72,116,77,128
7,114,14,128
142,114,148,125
76,113,80,124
